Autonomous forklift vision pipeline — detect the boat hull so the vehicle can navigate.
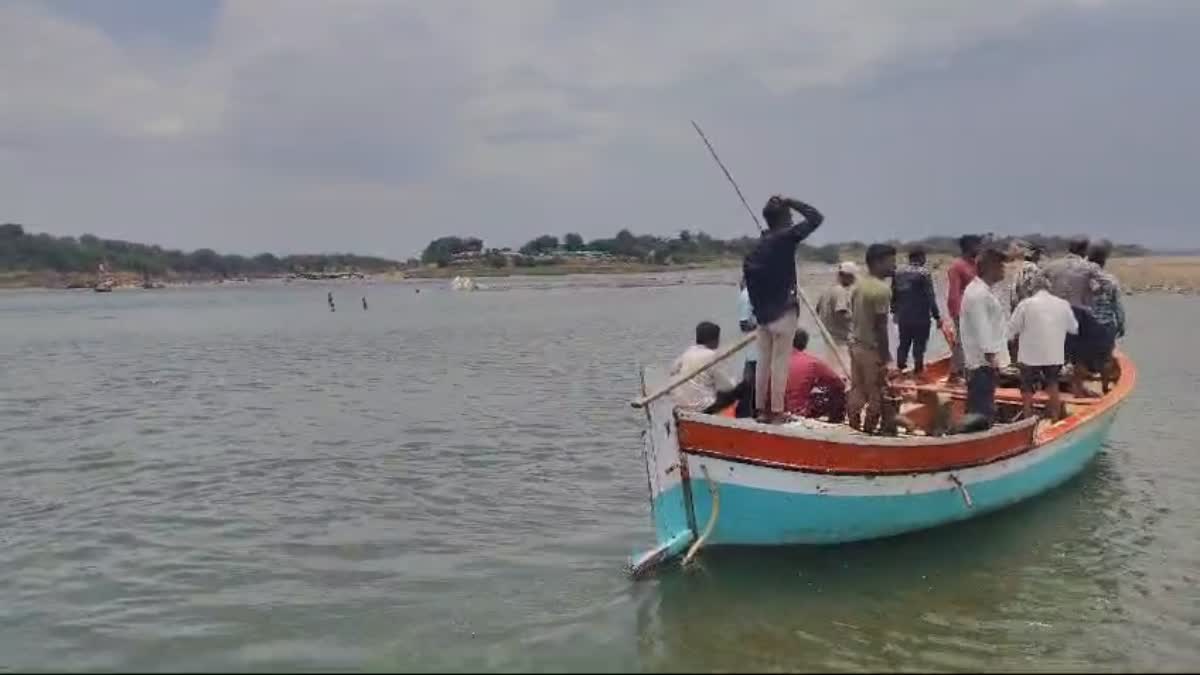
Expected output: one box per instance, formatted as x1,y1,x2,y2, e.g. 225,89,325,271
660,411,1114,547
631,353,1134,576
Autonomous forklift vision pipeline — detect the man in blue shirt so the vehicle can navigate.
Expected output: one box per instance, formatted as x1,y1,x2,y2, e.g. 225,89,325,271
743,196,825,424
891,247,942,378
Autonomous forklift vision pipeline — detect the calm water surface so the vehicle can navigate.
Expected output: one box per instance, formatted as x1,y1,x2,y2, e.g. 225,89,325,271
0,273,1197,672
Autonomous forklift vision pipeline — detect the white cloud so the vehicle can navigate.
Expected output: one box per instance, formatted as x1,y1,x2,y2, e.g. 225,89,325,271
1,0,1193,254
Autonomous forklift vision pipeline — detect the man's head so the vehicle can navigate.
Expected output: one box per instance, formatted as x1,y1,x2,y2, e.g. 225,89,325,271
695,321,721,349
1088,238,1113,268
1068,236,1090,257
762,196,791,230
836,261,859,286
977,247,1007,285
792,328,810,352
908,246,927,266
865,243,898,278
959,234,983,259
1028,269,1051,293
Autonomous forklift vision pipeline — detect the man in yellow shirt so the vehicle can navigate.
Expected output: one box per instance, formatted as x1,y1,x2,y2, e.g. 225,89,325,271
847,244,898,434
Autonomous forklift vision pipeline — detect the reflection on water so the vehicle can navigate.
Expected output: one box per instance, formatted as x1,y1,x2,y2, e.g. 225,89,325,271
638,456,1134,672
0,277,1196,671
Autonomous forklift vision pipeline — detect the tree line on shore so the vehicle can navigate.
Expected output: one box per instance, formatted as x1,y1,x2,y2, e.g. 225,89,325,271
0,223,400,279
422,230,1150,268
0,221,1152,279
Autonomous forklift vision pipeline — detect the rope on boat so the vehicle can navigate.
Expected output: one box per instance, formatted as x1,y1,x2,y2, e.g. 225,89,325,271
949,474,974,509
682,465,719,567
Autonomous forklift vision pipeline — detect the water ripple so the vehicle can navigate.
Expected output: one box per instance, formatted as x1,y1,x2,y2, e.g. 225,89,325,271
0,283,1195,671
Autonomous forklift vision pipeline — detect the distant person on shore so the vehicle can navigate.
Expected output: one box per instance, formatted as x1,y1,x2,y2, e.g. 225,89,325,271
1044,237,1105,397
947,235,983,383
328,291,335,312
958,247,1010,429
784,329,847,423
736,278,758,418
1087,239,1125,394
891,247,942,378
1008,273,1077,421
362,296,368,311
743,195,825,424
815,261,856,368
847,244,897,434
670,321,746,414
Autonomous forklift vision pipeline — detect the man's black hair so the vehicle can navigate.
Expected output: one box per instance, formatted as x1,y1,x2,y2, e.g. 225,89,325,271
696,321,721,346
866,243,897,267
977,246,1007,271
959,234,983,254
792,328,810,351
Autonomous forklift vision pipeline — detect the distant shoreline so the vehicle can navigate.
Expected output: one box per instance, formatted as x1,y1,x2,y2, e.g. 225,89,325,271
2,256,1198,295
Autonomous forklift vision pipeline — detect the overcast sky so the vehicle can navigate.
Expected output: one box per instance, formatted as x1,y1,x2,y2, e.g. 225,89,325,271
2,0,1197,258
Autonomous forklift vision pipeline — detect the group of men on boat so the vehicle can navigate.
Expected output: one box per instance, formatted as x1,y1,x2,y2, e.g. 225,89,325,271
670,195,1127,435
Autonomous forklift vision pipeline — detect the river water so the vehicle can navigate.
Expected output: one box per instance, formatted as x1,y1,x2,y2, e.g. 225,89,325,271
0,273,1196,672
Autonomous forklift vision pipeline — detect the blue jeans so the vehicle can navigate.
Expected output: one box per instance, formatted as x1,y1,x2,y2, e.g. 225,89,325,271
966,366,997,424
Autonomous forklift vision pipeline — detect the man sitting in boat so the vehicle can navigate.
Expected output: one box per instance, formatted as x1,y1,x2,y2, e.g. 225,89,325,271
784,329,846,422
669,321,747,414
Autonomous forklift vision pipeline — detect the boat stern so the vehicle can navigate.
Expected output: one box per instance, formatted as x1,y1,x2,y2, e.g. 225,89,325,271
630,377,695,577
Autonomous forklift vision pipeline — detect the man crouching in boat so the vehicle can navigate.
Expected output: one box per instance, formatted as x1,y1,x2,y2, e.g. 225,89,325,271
784,329,847,422
670,322,747,414
743,195,825,424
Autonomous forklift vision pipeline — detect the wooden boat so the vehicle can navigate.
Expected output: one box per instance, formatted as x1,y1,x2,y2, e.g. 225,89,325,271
629,349,1136,577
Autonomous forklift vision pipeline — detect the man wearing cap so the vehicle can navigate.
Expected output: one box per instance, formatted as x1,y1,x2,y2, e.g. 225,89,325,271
1008,240,1047,312
1006,240,1047,363
816,261,857,368
891,247,943,378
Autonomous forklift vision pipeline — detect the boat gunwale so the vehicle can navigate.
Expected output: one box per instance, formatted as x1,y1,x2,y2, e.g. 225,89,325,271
670,352,1135,477
676,409,1037,448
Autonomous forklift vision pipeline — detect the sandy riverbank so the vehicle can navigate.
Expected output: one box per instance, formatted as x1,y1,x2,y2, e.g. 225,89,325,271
3,256,1198,294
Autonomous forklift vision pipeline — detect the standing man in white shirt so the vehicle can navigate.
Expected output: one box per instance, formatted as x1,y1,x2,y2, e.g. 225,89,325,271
736,279,758,418
670,321,745,414
1009,275,1079,421
958,248,1010,428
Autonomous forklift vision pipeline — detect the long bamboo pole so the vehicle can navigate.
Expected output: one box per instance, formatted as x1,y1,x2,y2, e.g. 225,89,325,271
689,120,851,380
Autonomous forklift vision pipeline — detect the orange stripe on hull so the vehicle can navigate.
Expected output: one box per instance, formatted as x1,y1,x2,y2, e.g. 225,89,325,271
677,420,1036,474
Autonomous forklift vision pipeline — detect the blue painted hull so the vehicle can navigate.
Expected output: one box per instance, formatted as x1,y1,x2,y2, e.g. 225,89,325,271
656,414,1114,547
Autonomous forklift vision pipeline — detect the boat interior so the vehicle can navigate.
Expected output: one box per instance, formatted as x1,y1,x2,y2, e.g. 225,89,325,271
716,352,1131,443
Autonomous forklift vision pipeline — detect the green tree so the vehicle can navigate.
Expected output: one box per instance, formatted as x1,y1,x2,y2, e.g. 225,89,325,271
519,235,560,256
421,236,483,267
564,233,585,251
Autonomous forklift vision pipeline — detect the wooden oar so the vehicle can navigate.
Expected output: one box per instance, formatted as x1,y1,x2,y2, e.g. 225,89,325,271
631,332,757,409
